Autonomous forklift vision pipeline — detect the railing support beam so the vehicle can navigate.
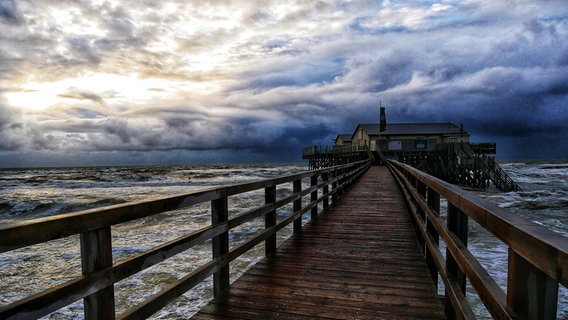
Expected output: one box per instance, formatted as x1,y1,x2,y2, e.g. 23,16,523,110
80,227,115,320
331,169,338,203
293,179,302,233
507,249,559,319
311,175,318,219
426,188,440,287
212,197,229,297
322,172,329,211
265,186,277,255
445,203,468,319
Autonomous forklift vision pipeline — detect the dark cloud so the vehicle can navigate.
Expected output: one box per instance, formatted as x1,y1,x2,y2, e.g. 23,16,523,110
342,50,415,92
98,3,136,37
9,122,22,129
0,0,21,24
103,118,133,144
0,103,22,151
65,37,102,65
0,1,567,166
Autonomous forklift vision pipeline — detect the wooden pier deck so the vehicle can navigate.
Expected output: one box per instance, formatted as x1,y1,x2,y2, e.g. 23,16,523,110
193,166,446,319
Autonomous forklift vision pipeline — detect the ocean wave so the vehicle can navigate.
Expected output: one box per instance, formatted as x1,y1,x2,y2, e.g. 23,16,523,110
0,198,130,223
480,189,568,225
0,202,12,215
540,164,568,170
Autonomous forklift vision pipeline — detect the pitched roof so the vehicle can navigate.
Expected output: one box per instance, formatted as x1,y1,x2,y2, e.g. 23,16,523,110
355,122,466,136
335,134,352,142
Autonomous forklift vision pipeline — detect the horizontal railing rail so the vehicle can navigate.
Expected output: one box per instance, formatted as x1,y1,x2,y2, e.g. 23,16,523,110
387,159,567,319
0,160,371,319
487,157,522,192
302,145,369,158
303,145,371,170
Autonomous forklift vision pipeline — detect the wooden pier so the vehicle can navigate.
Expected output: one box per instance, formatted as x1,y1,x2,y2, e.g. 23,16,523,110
193,166,445,319
1,160,566,319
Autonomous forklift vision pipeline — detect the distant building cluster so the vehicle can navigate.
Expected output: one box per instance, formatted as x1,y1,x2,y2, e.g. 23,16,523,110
305,118,521,191
335,122,469,159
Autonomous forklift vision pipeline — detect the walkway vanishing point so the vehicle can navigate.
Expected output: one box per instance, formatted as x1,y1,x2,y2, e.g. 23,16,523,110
1,160,566,319
193,166,446,319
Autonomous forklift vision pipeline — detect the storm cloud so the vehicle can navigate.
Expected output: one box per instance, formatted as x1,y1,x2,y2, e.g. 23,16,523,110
0,0,567,167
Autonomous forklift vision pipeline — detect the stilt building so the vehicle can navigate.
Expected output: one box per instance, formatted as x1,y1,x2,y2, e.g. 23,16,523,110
303,121,521,191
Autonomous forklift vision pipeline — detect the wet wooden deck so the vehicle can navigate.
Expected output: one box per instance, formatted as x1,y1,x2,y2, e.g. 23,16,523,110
192,166,446,319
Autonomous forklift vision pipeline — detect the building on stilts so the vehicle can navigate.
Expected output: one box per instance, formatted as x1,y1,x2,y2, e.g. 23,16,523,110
302,111,521,192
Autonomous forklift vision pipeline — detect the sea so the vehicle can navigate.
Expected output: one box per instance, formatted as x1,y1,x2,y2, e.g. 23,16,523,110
0,161,566,319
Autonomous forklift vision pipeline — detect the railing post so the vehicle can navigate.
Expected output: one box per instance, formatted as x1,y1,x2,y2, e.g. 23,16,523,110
322,172,329,211
426,188,440,287
507,249,559,319
311,174,318,219
265,185,277,255
80,227,115,320
417,180,427,200
211,196,229,296
445,203,468,319
410,181,426,257
412,175,418,192
331,168,338,203
416,179,428,248
337,167,345,195
293,179,302,233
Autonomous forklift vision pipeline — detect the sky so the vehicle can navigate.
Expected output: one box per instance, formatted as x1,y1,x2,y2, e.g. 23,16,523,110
0,0,567,167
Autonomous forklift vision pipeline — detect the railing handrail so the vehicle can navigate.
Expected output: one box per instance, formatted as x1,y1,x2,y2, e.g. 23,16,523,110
302,144,368,157
0,160,372,319
387,159,567,319
487,157,522,192
0,161,362,253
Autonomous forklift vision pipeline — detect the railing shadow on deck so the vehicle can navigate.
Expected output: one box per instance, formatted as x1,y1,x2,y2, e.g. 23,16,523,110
0,160,371,320
388,159,567,320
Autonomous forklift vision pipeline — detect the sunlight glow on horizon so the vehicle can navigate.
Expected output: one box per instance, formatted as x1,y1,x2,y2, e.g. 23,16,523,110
4,1,235,112
5,72,223,112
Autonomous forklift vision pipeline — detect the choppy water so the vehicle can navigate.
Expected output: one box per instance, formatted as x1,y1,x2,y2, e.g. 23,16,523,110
0,161,567,319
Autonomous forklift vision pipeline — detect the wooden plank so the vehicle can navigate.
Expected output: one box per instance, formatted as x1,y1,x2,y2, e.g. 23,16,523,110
192,166,445,319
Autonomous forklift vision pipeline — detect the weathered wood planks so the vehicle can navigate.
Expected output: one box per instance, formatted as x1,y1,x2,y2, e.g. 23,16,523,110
193,166,445,319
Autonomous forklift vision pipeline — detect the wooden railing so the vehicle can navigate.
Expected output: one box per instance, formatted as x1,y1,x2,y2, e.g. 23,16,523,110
388,160,567,319
0,160,371,319
301,145,369,158
487,157,522,192
302,145,370,169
